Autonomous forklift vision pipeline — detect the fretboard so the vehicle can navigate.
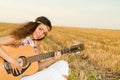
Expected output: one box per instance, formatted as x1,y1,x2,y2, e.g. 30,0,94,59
27,48,70,63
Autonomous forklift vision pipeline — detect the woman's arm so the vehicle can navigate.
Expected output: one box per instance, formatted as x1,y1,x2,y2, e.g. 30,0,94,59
0,36,22,74
38,51,61,71
0,36,15,45
35,41,61,71
0,36,15,60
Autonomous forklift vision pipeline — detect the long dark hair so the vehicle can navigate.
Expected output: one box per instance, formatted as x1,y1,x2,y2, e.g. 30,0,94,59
10,16,52,40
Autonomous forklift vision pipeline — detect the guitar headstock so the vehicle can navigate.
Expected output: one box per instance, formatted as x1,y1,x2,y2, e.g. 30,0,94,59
70,43,84,53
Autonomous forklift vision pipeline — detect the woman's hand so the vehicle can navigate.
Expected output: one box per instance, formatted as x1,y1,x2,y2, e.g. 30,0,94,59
38,51,62,71
8,57,22,75
52,51,61,61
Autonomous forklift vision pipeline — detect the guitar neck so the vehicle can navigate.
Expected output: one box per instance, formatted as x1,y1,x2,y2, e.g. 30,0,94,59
27,48,70,63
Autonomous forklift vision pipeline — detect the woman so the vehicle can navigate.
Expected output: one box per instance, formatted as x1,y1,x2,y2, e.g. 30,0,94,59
0,16,69,80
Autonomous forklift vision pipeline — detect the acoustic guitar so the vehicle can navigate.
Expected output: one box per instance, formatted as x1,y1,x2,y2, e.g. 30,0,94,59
0,43,84,80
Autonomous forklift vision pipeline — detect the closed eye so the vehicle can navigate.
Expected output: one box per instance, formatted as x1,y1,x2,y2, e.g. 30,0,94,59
39,27,48,36
39,27,43,31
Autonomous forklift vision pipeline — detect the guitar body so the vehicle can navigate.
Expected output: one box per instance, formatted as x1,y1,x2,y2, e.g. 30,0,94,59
0,45,38,80
0,43,84,80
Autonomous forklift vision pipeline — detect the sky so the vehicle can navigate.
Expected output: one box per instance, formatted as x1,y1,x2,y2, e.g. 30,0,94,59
0,0,120,30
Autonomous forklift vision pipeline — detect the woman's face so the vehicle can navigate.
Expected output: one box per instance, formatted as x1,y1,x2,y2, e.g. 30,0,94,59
32,23,49,40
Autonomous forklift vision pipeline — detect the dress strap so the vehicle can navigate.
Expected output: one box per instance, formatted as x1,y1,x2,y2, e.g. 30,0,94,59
20,36,37,52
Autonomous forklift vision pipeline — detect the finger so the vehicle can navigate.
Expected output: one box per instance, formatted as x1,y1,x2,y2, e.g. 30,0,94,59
55,52,58,56
16,60,22,73
17,66,22,74
11,67,14,73
56,51,61,56
14,68,19,75
11,65,16,73
54,52,57,56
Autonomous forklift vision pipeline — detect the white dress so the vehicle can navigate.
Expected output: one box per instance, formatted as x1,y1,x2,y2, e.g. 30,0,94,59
20,37,69,80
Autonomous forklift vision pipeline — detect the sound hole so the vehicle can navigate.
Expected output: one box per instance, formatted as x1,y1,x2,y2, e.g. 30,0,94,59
18,56,28,67
12,56,31,76
4,56,31,76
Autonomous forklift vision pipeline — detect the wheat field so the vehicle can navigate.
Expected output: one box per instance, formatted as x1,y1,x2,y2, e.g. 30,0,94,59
0,22,120,80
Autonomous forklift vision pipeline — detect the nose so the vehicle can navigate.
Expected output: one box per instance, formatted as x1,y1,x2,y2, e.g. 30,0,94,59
38,32,45,39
